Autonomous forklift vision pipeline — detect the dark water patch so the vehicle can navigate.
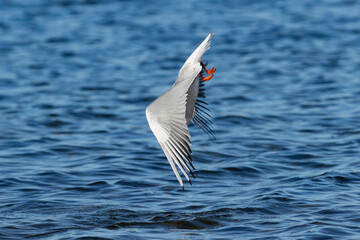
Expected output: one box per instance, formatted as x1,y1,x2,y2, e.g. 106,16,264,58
215,115,253,124
104,207,276,231
80,86,117,92
223,95,252,102
283,153,322,160
46,37,71,44
223,166,262,178
114,179,158,188
324,172,360,185
61,50,76,57
43,119,72,128
63,186,99,192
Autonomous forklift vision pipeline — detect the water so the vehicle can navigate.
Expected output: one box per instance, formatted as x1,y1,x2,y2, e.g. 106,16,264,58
1,0,360,239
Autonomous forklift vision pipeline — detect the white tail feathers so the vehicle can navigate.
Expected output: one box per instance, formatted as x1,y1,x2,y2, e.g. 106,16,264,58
185,33,214,64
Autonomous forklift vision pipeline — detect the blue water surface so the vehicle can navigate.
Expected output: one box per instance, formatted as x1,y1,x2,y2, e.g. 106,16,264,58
1,0,360,239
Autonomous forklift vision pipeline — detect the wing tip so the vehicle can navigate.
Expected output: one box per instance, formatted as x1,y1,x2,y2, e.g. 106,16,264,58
205,33,215,50
186,33,215,64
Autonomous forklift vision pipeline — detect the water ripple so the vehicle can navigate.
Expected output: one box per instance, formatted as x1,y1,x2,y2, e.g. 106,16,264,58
1,0,360,239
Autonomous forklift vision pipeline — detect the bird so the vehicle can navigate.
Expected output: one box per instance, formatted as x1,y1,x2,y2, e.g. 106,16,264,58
146,33,216,189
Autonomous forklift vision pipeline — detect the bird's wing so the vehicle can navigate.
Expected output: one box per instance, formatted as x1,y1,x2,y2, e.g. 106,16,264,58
175,33,214,85
146,33,215,189
146,85,195,189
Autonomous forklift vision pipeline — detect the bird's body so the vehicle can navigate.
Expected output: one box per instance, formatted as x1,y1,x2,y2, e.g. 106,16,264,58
146,33,216,189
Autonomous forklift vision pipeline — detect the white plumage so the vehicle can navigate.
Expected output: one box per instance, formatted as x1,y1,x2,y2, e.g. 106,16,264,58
146,33,216,189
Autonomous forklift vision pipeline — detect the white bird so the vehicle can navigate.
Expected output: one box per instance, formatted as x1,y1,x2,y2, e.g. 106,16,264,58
146,33,216,189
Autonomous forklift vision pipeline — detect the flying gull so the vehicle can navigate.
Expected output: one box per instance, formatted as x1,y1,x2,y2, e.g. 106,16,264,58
146,33,216,189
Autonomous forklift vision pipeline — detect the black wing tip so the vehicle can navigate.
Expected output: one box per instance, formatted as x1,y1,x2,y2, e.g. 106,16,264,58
192,116,216,141
189,170,195,179
193,80,216,141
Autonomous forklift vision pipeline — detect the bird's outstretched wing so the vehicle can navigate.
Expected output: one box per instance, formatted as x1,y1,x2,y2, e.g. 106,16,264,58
146,86,195,189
